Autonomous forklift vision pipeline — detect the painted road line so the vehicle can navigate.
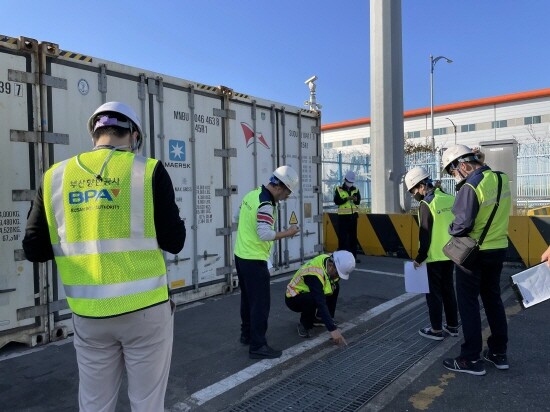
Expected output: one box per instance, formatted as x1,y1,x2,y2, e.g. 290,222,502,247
354,268,404,278
171,292,419,410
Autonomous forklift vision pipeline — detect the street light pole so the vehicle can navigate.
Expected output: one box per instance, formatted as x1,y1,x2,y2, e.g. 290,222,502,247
445,117,457,144
430,54,453,150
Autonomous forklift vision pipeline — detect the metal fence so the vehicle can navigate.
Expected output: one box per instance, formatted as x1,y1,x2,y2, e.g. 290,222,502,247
322,142,550,213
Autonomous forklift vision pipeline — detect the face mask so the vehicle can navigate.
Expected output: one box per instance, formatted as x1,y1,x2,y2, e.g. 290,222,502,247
413,192,424,202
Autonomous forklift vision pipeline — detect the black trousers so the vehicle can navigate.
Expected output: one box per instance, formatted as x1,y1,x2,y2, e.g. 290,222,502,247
235,256,270,351
285,283,340,329
425,260,458,330
337,213,358,257
455,249,508,361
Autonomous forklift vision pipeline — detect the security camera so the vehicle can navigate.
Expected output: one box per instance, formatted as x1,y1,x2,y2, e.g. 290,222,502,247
304,75,318,84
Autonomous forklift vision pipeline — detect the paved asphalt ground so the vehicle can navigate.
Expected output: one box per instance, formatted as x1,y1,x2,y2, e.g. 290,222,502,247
0,256,548,412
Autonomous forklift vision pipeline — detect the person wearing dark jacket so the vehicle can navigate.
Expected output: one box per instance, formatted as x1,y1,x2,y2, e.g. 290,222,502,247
285,251,355,345
23,102,186,412
405,167,458,341
334,170,361,260
441,144,511,377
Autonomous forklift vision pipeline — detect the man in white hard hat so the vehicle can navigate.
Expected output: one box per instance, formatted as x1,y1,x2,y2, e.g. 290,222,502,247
334,170,361,262
285,250,354,345
404,166,458,341
234,165,301,359
23,102,186,411
440,144,511,376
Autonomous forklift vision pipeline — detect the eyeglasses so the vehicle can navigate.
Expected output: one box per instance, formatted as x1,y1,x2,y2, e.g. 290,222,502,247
446,161,461,175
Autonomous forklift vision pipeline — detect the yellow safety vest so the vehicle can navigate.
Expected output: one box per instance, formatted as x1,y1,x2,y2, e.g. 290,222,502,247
234,187,275,261
467,171,511,250
286,254,335,298
420,188,455,263
336,186,359,215
43,150,168,318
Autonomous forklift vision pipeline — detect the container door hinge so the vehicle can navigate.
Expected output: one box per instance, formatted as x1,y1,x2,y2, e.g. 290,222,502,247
314,244,324,253
11,130,69,145
17,300,69,320
311,156,322,164
98,65,107,93
215,186,238,197
313,214,323,223
216,265,234,277
311,125,320,134
12,189,35,201
312,185,321,193
8,69,67,89
214,148,237,158
216,224,237,236
213,108,236,119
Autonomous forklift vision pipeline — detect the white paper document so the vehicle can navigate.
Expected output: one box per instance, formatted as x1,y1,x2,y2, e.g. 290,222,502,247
404,261,430,293
511,262,550,308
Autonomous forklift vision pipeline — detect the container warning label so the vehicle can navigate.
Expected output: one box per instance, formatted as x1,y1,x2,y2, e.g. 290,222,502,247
0,210,22,242
289,211,298,225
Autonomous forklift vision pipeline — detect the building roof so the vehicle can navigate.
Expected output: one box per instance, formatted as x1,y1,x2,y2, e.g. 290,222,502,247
321,88,550,131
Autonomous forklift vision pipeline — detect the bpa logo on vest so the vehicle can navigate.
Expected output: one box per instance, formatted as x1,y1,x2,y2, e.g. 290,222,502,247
69,189,120,204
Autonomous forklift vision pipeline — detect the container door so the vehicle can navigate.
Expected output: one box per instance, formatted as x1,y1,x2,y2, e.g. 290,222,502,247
0,37,48,348
278,109,322,269
149,81,228,300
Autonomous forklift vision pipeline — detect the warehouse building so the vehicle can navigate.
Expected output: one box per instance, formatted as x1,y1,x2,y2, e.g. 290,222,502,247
320,88,550,211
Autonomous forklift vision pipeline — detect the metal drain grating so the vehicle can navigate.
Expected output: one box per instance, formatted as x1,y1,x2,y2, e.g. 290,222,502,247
229,302,441,411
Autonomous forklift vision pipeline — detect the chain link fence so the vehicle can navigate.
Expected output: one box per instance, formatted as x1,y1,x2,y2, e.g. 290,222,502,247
322,142,550,214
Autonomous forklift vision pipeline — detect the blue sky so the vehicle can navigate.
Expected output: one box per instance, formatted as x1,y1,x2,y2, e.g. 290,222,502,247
2,0,548,124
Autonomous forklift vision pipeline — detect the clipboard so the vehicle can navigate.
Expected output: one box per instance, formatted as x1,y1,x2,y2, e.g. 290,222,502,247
510,261,550,309
404,262,430,293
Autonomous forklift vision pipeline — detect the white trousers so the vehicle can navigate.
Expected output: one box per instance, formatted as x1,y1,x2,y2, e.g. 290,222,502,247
73,301,174,412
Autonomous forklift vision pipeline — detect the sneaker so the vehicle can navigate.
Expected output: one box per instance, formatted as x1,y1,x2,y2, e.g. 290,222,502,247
483,350,509,370
297,323,312,338
418,327,444,341
443,324,459,337
249,344,282,359
443,357,486,376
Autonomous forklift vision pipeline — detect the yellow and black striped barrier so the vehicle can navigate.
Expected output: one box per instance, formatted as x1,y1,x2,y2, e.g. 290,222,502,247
324,213,550,267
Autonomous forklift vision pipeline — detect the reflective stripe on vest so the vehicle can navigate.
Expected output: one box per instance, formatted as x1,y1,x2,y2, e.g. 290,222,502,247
337,187,358,215
44,152,167,317
421,188,455,263
286,254,333,298
63,274,166,299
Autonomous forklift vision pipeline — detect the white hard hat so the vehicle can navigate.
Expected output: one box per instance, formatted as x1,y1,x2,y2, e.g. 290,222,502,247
344,170,355,183
441,144,477,174
404,166,430,192
272,165,299,193
332,250,355,280
87,101,144,149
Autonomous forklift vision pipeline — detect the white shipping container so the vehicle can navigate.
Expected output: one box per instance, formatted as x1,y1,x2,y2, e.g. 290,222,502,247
0,35,322,349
